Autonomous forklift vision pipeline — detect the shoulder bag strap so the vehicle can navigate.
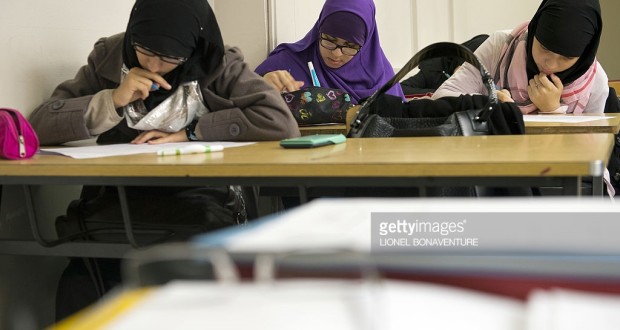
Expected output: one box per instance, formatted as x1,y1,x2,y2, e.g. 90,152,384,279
351,42,498,131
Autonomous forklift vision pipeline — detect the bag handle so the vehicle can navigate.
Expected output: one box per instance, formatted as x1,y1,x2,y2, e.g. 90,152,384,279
351,42,498,130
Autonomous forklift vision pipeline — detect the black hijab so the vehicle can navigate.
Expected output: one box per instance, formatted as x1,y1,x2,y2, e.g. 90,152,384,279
526,0,602,83
122,0,225,110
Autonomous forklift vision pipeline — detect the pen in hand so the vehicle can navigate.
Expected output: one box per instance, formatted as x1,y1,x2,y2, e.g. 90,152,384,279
308,61,321,87
121,67,161,91
156,144,224,156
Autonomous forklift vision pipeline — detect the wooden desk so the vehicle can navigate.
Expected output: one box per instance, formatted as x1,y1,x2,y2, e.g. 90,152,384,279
0,134,613,257
0,134,612,187
524,113,620,135
299,114,620,136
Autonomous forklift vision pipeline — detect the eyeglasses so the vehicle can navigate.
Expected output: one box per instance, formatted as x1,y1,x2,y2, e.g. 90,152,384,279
319,37,361,56
132,42,187,65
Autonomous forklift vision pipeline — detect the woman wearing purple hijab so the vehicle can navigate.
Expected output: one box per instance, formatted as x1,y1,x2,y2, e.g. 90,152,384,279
255,0,404,104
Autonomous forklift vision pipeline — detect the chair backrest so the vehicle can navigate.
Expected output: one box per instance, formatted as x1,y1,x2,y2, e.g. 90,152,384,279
609,80,620,97
605,86,620,114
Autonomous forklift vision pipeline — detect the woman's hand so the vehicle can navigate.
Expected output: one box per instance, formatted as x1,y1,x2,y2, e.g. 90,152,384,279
263,70,304,92
496,89,515,103
131,130,187,144
528,73,563,112
112,67,171,108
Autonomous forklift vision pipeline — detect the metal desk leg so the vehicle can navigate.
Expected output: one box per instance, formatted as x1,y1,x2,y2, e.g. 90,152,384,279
117,186,142,249
22,185,82,247
298,186,308,204
23,184,55,247
592,176,604,197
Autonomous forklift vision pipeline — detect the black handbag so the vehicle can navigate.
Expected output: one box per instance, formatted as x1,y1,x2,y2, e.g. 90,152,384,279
282,86,354,125
348,42,523,138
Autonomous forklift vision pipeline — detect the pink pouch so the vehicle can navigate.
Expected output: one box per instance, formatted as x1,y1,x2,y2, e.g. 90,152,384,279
0,108,39,159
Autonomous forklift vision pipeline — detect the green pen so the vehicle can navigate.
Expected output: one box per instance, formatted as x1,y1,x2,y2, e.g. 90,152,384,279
157,144,224,156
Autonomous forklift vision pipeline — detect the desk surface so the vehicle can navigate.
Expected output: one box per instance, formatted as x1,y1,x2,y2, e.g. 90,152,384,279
0,134,612,181
299,113,620,136
524,113,620,134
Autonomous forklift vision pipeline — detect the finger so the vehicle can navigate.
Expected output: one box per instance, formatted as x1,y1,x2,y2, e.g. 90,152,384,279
146,131,182,144
497,91,511,103
549,74,563,88
529,78,538,89
145,74,171,90
130,68,171,90
123,74,154,99
284,80,303,92
136,84,151,100
264,72,285,91
146,135,171,145
498,89,514,103
500,89,512,97
538,74,553,89
277,71,303,92
526,84,537,96
130,132,148,144
131,131,160,144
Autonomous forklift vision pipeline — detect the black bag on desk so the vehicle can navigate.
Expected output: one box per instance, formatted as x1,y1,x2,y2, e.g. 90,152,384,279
348,42,525,138
282,86,354,125
348,42,527,197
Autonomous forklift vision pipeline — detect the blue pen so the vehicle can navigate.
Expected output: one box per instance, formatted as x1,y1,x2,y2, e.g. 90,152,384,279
308,61,321,87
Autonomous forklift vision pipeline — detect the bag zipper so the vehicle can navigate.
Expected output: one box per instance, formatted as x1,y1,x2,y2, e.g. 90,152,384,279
6,110,26,158
19,135,26,157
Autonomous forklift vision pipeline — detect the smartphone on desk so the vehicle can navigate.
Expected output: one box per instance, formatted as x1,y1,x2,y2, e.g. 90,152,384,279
280,134,346,148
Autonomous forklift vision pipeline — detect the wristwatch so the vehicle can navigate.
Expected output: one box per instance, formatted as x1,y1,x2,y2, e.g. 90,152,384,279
185,120,199,141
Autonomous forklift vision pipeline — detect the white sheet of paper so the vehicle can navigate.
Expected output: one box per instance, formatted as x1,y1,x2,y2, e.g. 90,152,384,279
523,115,609,123
526,289,620,330
103,280,524,330
40,141,254,159
101,282,620,330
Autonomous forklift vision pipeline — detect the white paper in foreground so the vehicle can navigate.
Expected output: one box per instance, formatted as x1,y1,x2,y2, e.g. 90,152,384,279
523,115,608,123
102,280,620,330
40,141,254,159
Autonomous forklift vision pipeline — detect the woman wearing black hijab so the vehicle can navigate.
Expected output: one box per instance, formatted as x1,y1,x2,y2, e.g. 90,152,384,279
30,0,299,320
433,0,607,115
432,0,614,197
31,0,299,145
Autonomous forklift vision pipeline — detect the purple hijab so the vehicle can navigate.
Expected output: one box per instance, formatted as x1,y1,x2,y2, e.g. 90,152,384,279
255,0,404,104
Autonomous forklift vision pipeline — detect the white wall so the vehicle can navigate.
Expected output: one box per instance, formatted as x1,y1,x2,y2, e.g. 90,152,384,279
216,0,269,70
0,0,133,118
599,0,620,79
272,0,541,71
